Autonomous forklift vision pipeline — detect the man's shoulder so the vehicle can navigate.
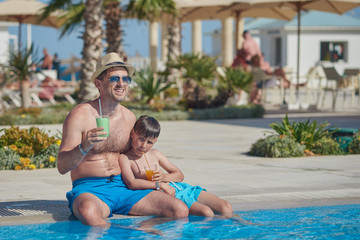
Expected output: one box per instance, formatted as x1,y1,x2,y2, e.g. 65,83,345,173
72,101,94,112
67,101,96,119
118,104,136,121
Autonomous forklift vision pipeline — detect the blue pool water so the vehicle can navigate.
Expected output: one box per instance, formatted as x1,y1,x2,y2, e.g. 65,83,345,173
1,204,359,239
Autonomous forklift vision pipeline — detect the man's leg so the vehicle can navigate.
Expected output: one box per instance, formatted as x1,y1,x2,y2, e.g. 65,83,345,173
128,191,189,218
72,193,111,226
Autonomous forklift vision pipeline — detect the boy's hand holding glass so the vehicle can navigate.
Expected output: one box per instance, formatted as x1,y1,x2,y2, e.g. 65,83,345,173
151,170,164,182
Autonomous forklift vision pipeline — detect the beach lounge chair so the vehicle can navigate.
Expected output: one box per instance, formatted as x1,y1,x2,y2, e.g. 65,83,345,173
343,68,360,108
321,67,342,111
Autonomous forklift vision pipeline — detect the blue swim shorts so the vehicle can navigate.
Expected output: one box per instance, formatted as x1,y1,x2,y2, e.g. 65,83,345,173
169,182,205,209
66,174,153,217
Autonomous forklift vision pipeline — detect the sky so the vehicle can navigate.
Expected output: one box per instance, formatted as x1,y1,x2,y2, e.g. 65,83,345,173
9,18,222,61
6,1,360,62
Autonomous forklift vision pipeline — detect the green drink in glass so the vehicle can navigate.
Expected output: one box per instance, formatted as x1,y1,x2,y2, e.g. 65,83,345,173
96,116,109,137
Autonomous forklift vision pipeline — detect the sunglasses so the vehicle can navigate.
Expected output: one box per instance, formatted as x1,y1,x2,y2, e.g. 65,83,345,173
109,75,132,85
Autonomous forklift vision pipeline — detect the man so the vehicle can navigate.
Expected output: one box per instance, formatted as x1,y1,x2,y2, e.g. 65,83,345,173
242,31,262,63
58,52,189,226
41,48,53,70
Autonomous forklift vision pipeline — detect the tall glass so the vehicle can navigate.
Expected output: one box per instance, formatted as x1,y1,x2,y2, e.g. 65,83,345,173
96,116,109,137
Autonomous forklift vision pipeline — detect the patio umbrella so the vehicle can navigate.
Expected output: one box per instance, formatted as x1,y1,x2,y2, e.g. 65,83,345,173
229,0,360,96
0,0,64,49
173,0,297,56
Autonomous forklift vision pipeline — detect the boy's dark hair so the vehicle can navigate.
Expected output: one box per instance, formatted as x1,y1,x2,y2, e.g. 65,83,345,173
133,115,160,139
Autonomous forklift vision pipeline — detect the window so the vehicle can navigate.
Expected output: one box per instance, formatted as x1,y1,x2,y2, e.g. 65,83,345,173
320,41,347,62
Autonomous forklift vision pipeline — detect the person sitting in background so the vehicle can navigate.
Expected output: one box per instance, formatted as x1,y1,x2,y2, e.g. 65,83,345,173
249,55,290,104
38,76,57,101
259,53,272,75
232,48,250,71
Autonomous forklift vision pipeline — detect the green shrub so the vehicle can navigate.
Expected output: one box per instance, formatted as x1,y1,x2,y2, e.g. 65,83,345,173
0,126,61,170
132,104,264,120
250,135,305,158
311,137,344,155
0,126,56,157
348,132,360,154
189,105,265,120
31,143,60,169
270,114,336,150
133,67,173,104
0,103,72,125
164,87,179,98
175,53,217,86
218,67,253,94
133,110,189,121
0,147,20,170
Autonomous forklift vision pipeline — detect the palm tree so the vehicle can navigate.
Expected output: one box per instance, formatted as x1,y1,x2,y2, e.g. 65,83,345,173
133,67,173,104
166,16,182,92
125,0,177,71
77,0,104,102
173,53,217,109
125,0,176,22
104,0,125,56
40,0,124,102
5,45,39,108
41,0,124,54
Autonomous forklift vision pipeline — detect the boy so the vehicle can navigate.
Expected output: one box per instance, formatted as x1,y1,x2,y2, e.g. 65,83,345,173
119,115,233,217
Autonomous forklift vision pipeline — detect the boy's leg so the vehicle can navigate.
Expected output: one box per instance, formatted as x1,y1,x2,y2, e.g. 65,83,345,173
197,191,233,217
189,202,214,217
128,191,189,218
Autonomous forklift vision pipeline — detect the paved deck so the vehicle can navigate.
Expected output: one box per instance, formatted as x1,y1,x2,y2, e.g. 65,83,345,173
0,111,359,225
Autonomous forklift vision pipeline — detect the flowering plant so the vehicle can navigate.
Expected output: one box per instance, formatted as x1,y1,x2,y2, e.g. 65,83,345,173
348,132,360,154
0,126,61,170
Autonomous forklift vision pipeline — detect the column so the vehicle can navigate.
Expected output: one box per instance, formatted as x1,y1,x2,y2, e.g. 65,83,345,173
161,23,168,63
235,14,245,50
149,21,158,72
221,17,233,67
192,20,202,55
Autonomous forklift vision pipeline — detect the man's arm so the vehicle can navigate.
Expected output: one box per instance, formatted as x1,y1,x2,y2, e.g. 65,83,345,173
57,105,105,174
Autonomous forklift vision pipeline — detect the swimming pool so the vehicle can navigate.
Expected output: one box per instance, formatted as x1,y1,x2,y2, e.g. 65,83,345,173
1,204,359,239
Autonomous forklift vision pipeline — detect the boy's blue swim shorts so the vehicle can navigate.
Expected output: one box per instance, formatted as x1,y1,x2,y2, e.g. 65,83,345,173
169,182,205,209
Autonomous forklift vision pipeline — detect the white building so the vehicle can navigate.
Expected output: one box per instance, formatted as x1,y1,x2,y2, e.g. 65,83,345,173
0,22,17,65
210,11,360,81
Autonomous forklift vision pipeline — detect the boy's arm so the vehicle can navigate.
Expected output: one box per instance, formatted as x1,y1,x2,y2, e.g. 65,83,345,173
154,149,184,182
119,154,160,190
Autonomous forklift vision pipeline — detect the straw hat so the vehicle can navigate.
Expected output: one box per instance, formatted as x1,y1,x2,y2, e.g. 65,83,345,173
90,52,135,82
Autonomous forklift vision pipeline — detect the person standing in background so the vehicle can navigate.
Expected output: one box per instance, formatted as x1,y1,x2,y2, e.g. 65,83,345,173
41,48,53,70
242,31,262,64
53,53,61,80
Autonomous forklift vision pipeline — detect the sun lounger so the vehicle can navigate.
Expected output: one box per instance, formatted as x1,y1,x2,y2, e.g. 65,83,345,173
54,87,76,104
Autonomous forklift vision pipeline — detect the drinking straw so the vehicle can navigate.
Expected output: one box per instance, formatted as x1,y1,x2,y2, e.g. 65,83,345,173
170,181,182,190
99,98,102,117
143,152,151,169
